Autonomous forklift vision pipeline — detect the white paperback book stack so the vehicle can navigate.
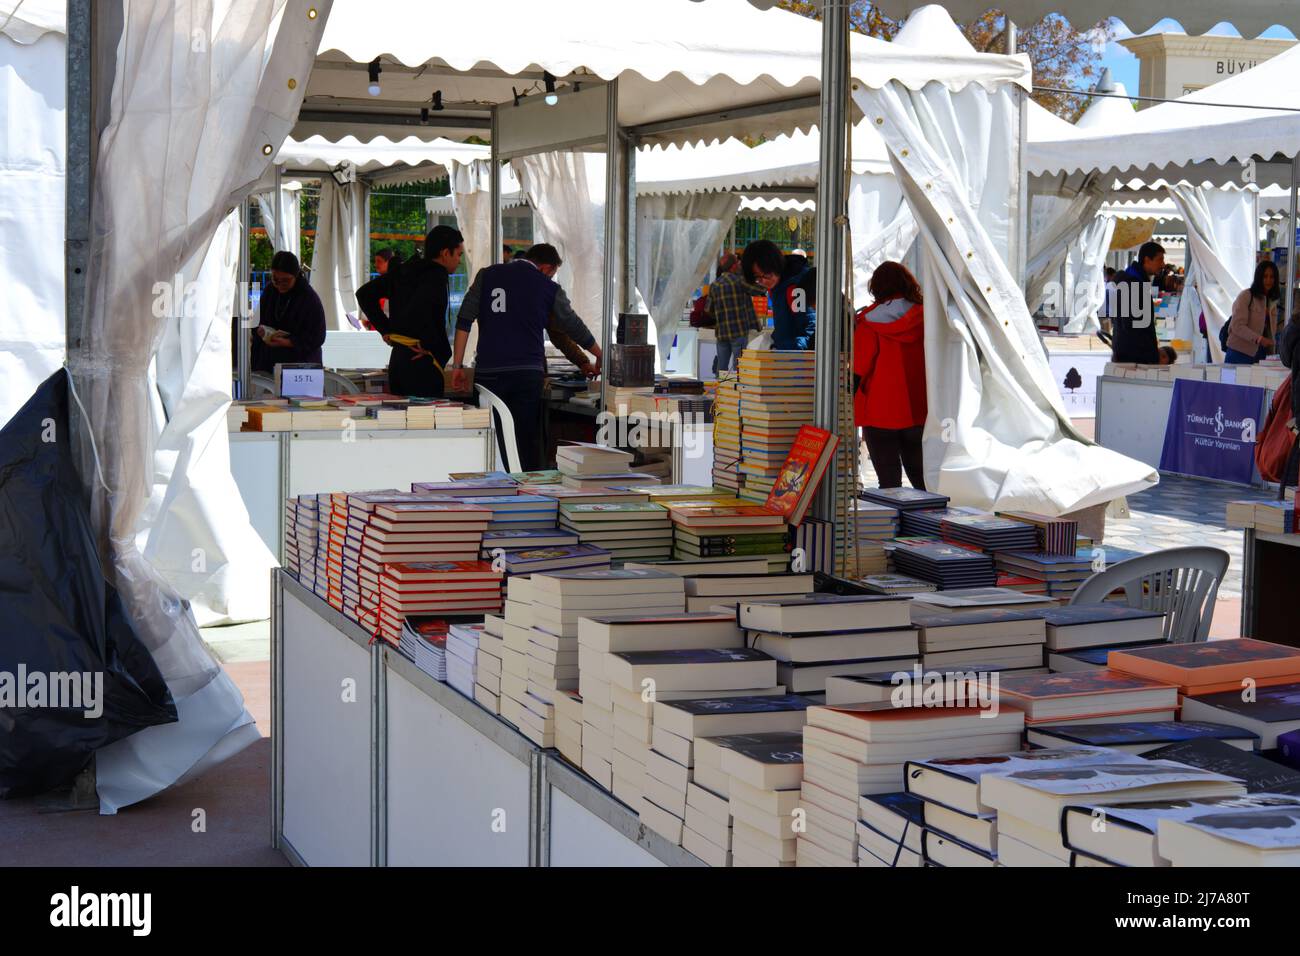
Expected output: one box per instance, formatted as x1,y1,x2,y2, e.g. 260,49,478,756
795,704,1024,867
446,623,483,699
711,733,806,867
654,694,812,866
474,614,505,714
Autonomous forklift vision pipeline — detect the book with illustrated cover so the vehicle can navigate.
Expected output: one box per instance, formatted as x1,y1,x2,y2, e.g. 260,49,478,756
411,479,519,496
447,471,516,483
499,544,612,574
1155,795,1300,865
1063,792,1300,867
480,528,579,548
559,502,668,516
1143,738,1300,794
860,487,950,511
764,425,839,526
996,669,1178,723
1180,682,1300,748
509,469,563,485
1039,603,1166,651
905,747,1139,818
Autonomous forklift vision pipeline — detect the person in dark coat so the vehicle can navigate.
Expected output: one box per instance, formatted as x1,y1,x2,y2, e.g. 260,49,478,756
770,253,816,351
251,250,326,373
356,225,464,397
1109,241,1164,365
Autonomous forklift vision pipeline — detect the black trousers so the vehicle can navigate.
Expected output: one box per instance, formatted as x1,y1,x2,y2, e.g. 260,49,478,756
475,369,545,472
388,346,444,398
863,425,926,490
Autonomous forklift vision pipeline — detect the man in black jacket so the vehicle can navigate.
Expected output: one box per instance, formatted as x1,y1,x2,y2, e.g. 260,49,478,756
252,251,327,373
356,225,464,397
1109,241,1165,365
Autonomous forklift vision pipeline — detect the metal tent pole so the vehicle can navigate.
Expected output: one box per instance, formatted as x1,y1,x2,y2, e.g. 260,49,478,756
237,198,251,398
599,79,620,418
1287,154,1299,330
490,107,502,264
812,2,848,521
273,164,283,252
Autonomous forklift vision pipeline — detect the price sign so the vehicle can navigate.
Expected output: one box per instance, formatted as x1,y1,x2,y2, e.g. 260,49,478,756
274,363,325,398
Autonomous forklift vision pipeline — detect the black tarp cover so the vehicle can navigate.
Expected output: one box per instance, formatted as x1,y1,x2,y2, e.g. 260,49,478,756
0,370,176,797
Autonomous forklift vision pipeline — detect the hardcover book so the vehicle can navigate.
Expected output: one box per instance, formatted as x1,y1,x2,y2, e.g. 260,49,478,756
1027,720,1259,754
764,425,840,526
1143,738,1300,794
1108,639,1300,692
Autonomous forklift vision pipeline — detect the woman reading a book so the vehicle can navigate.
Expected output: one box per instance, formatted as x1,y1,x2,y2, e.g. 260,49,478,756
853,261,927,490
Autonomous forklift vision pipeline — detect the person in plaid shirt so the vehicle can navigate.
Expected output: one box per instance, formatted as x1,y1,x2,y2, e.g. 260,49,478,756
710,240,784,373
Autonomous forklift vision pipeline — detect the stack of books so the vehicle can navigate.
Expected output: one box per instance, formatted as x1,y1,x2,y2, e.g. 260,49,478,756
720,734,807,867
479,528,580,556
712,378,742,494
396,616,449,680
797,704,1025,866
577,610,738,793
857,793,926,867
624,556,772,576
669,502,789,571
343,494,492,625
445,622,483,699
1226,500,1296,532
559,502,673,562
456,494,559,532
433,402,491,428
997,511,1079,555
556,441,636,485
688,732,799,861
853,499,900,540
681,571,815,614
498,543,612,576
373,561,504,646
899,505,979,538
533,486,651,507
497,578,536,731
283,494,325,592
411,477,518,498
979,750,1246,866
889,540,997,590
474,614,505,714
791,517,834,574
1042,604,1168,671
740,594,919,696
940,513,1039,552
992,549,1096,598
640,485,730,506
554,689,584,767
736,350,815,503
651,695,813,867
996,670,1179,728
860,487,949,512
912,607,1047,671
1026,719,1260,754
509,469,563,488
861,573,937,595
606,645,778,826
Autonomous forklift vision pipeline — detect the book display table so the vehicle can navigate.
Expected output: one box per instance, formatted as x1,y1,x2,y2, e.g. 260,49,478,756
271,571,702,867
1240,528,1300,649
231,428,494,561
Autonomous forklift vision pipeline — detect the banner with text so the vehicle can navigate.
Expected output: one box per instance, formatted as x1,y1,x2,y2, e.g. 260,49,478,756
1158,379,1266,485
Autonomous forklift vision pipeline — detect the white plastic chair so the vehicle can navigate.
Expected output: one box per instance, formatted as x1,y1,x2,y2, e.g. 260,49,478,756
475,383,522,473
248,372,277,400
324,370,361,395
1068,546,1230,644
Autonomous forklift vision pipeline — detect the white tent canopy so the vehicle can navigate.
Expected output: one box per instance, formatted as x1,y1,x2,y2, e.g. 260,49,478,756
1029,44,1300,187
867,1,1300,36
302,0,1029,148
272,134,489,186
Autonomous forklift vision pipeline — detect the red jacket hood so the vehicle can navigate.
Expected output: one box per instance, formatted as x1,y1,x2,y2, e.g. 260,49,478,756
857,301,924,344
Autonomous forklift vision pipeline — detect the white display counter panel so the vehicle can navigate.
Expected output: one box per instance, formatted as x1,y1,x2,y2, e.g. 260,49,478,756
272,572,703,867
230,428,492,561
1094,376,1174,471
277,585,374,867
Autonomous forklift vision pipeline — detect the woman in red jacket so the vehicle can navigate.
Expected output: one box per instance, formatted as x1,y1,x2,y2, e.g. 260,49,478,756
854,261,927,490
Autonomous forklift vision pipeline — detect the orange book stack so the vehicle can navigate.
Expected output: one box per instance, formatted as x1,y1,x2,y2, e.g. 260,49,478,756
374,561,505,647
1106,638,1300,697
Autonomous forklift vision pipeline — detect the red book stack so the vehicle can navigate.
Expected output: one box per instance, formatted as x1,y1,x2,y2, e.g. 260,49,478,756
375,562,505,646
344,495,492,624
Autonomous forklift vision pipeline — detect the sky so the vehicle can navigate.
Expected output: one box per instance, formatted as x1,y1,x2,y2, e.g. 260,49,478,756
1099,18,1297,93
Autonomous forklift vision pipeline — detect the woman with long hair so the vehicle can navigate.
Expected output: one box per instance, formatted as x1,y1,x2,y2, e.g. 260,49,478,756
853,261,927,490
1224,260,1280,365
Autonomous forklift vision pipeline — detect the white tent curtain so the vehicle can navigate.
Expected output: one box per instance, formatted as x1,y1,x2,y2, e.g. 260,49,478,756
310,175,367,330
852,79,1156,515
848,169,917,309
449,157,497,363
254,182,301,259
512,151,606,341
0,28,65,428
137,210,277,627
635,192,741,372
1167,183,1259,361
1025,176,1107,317
1062,212,1117,333
73,0,328,813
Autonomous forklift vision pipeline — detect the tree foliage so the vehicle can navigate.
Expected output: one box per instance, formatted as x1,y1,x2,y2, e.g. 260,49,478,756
777,2,1112,120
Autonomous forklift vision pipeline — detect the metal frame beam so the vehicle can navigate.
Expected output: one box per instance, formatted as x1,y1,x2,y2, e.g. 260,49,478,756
296,109,491,130
599,80,620,417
